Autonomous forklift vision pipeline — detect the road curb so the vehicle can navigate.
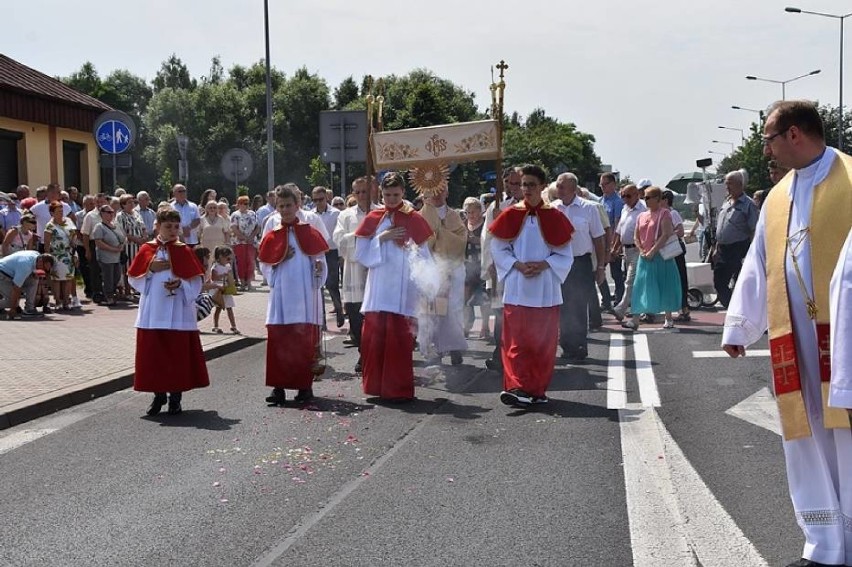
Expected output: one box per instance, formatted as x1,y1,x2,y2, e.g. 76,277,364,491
0,336,265,432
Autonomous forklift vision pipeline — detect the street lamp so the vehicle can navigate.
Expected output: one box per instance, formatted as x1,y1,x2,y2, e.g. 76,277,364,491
785,7,852,150
264,0,274,191
708,150,728,156
746,69,821,100
732,105,766,125
718,126,745,142
712,140,736,152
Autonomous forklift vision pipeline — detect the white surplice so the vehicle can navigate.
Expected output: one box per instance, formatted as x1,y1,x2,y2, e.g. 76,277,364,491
333,204,377,304
829,227,852,408
481,198,516,308
723,147,852,565
490,215,574,307
128,246,202,331
262,210,330,241
355,216,432,318
260,231,327,326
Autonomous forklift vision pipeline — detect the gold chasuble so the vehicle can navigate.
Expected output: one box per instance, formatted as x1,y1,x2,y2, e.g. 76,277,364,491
419,204,467,263
765,151,852,440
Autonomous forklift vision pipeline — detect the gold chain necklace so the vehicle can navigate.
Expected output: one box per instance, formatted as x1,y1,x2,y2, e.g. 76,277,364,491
787,226,818,319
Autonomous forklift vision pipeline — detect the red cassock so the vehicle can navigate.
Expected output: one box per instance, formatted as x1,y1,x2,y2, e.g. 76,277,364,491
129,240,210,393
361,312,417,399
260,222,329,390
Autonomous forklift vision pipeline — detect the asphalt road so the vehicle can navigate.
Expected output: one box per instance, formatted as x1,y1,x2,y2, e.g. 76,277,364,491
0,321,804,566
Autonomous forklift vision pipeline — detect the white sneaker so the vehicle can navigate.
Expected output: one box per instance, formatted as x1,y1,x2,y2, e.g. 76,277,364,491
70,297,82,309
662,319,674,329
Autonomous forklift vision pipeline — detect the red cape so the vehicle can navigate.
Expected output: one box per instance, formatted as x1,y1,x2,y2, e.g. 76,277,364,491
258,222,329,265
127,240,205,279
353,204,433,246
489,201,574,247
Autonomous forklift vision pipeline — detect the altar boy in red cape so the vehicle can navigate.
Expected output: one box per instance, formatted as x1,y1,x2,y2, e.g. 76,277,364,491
259,185,329,406
127,209,209,416
354,171,433,402
489,164,575,407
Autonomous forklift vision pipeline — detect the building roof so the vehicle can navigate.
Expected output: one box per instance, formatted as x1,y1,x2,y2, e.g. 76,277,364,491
0,54,111,112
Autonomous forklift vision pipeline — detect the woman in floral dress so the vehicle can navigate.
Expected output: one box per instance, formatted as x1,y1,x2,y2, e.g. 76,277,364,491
43,200,81,310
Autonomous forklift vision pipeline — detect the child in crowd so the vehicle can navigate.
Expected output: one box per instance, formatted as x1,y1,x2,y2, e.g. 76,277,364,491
210,245,239,334
258,185,328,406
127,209,209,416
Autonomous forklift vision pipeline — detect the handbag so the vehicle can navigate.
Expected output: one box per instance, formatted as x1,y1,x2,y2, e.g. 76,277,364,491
195,293,215,321
655,211,683,260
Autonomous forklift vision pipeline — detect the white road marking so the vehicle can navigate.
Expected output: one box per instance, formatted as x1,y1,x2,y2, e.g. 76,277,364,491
693,350,770,358
607,334,627,409
620,404,770,567
0,410,97,455
633,334,661,407
725,387,781,436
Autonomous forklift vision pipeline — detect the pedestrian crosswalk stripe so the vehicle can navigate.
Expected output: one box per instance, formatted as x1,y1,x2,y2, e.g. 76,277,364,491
633,334,661,407
607,334,627,409
693,350,770,358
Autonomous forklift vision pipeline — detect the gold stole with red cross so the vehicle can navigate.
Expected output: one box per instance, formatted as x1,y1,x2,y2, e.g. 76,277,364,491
765,150,852,440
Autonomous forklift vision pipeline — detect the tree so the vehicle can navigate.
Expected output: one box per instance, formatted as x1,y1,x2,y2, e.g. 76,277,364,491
152,54,196,92
333,76,360,110
503,109,603,187
307,156,331,188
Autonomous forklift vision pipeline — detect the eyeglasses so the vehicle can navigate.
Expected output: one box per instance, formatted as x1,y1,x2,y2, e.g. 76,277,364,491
762,127,790,145
520,182,539,188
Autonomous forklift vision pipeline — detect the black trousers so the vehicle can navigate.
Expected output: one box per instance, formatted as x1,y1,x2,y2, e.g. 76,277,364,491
344,302,363,348
325,250,343,312
674,240,689,310
560,254,595,355
76,244,91,295
598,257,625,308
87,240,103,297
713,240,750,308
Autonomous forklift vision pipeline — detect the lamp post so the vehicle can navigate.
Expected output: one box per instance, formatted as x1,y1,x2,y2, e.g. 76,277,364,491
718,126,745,142
712,140,736,152
746,69,821,100
785,7,851,150
263,0,274,191
708,150,728,157
732,105,766,126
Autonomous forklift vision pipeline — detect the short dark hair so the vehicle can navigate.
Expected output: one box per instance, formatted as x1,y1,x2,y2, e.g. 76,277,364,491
214,245,233,261
194,246,210,264
767,100,825,141
156,209,181,224
380,171,405,190
48,200,63,213
661,190,674,206
600,172,616,184
520,164,547,184
38,253,55,268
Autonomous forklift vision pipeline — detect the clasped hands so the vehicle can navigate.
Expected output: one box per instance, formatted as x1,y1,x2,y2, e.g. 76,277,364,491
378,227,407,243
514,260,548,278
149,259,171,273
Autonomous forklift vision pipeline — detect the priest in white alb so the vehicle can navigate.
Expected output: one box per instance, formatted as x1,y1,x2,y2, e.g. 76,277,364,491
722,100,852,567
332,176,377,374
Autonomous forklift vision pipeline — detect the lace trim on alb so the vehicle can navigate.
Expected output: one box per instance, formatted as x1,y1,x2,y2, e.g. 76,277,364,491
797,509,852,531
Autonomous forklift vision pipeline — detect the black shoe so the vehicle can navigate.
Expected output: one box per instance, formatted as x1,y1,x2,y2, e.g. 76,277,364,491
531,395,549,404
146,393,167,416
343,337,356,346
500,389,532,406
484,358,502,372
42,305,53,314
294,389,314,403
167,392,182,415
639,313,656,323
354,359,362,373
266,388,286,406
450,351,463,366
336,312,345,328
786,560,833,567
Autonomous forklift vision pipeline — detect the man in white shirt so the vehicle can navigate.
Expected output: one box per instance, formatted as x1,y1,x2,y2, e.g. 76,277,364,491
256,190,276,232
81,193,108,300
29,183,73,248
170,184,200,246
312,185,344,327
553,173,605,361
135,191,156,238
333,177,378,373
612,184,647,322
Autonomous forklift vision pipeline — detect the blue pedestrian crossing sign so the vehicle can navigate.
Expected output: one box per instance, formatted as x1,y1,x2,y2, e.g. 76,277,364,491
95,120,132,154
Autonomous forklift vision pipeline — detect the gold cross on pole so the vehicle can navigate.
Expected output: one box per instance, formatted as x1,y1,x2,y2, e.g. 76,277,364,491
496,59,509,81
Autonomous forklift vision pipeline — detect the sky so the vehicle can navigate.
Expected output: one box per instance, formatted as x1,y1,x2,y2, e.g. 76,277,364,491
5,0,849,188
